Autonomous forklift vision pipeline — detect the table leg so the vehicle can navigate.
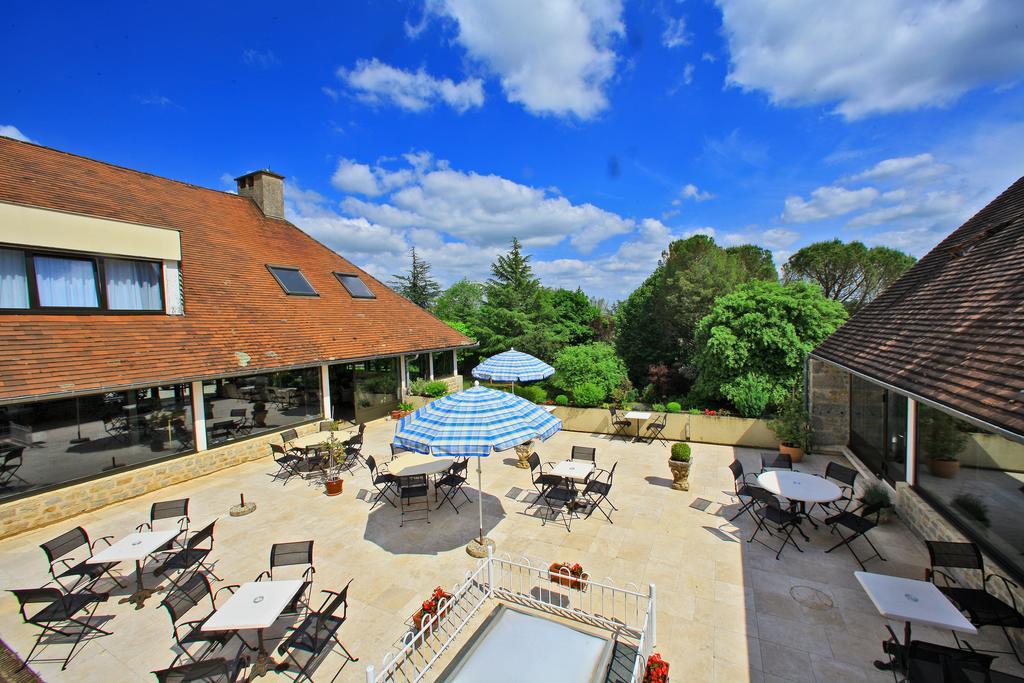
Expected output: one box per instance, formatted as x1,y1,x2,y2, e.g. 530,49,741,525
873,620,911,673
247,628,288,679
117,559,161,610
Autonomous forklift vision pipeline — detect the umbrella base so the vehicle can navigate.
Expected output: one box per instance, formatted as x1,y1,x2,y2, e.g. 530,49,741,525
466,537,495,558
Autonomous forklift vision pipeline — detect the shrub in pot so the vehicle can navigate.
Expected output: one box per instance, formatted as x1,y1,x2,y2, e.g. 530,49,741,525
918,405,968,478
555,394,569,406
252,402,269,428
321,435,345,496
665,402,681,414
860,482,894,524
768,390,813,463
668,442,692,491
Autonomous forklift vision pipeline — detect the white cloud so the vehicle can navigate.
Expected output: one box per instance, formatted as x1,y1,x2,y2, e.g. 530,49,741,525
848,153,950,182
848,191,966,228
242,49,279,69
782,186,879,223
330,158,416,196
662,16,690,48
427,0,624,119
339,58,484,113
722,228,799,250
679,183,713,202
717,0,1024,119
701,52,716,63
682,63,695,85
0,125,32,143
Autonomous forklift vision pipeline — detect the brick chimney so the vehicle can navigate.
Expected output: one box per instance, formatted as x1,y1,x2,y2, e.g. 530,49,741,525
235,169,285,219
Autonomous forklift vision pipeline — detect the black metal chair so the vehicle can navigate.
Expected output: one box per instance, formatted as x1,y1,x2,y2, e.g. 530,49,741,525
810,462,858,519
435,459,470,512
366,455,398,508
280,429,304,458
10,586,111,671
609,408,632,440
276,580,358,680
342,433,364,471
539,483,577,531
390,443,409,459
155,520,220,585
747,488,803,560
152,653,250,682
137,498,190,540
581,462,617,523
823,503,886,570
399,474,430,527
40,526,125,592
571,446,596,463
526,452,563,511
257,541,315,616
727,460,765,523
883,636,1001,682
271,443,304,485
760,451,792,473
160,572,239,663
318,420,336,432
0,446,28,489
643,414,668,445
926,540,1024,664
229,409,252,435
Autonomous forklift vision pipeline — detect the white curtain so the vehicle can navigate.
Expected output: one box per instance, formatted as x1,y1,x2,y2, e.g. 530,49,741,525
105,258,162,310
34,256,99,308
0,248,29,309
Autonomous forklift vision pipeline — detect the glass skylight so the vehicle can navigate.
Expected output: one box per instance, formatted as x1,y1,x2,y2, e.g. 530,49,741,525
267,265,317,296
334,272,375,299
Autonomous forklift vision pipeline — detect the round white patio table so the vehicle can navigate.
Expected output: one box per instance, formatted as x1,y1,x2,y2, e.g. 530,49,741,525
287,429,356,450
388,452,455,477
757,470,841,534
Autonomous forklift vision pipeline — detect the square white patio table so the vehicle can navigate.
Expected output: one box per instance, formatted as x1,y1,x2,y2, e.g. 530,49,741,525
623,411,652,440
855,570,977,673
549,460,595,483
87,528,181,609
203,579,305,678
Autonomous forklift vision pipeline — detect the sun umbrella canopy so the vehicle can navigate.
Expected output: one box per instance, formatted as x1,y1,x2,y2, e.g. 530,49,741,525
393,385,561,457
471,349,554,384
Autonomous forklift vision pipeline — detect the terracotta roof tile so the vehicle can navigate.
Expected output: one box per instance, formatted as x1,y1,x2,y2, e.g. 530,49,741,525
0,138,474,401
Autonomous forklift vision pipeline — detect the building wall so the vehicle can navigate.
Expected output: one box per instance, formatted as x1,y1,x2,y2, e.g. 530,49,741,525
808,357,850,450
0,420,321,540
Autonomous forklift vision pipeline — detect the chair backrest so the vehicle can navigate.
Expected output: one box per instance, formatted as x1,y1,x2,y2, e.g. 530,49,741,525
270,541,314,572
366,455,380,474
571,446,596,462
926,541,984,572
609,407,617,418
728,460,744,482
40,526,89,565
390,443,407,457
450,459,468,478
317,579,353,633
11,587,62,621
153,659,233,683
281,428,298,442
761,452,792,470
527,452,541,473
906,640,995,682
401,474,428,490
357,423,366,435
187,520,216,550
748,486,777,507
824,461,857,487
161,572,214,624
2,446,24,466
271,442,288,459
230,408,247,419
151,499,189,524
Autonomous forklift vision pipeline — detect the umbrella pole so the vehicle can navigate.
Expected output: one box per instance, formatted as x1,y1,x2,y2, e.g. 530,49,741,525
477,458,484,545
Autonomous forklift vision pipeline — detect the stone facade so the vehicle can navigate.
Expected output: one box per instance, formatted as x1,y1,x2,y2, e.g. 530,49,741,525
809,357,850,450
0,421,321,540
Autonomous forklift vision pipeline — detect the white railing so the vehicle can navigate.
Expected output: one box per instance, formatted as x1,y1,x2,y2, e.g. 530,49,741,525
366,548,656,683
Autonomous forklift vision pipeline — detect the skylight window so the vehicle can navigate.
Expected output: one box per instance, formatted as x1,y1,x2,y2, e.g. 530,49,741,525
267,265,317,296
334,272,375,299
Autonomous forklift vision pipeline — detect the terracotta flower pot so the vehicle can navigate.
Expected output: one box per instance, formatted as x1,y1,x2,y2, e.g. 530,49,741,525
412,594,451,632
929,459,960,478
325,479,344,496
668,459,690,491
390,410,403,420
548,564,589,591
779,442,805,463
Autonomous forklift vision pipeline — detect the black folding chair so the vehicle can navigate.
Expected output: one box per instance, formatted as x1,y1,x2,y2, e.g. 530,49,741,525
0,446,28,489
270,443,303,485
539,483,577,531
10,587,111,671
40,526,124,592
276,580,358,680
280,429,304,458
581,462,617,523
926,540,1024,664
609,408,632,440
571,446,596,463
526,452,563,511
760,451,792,473
256,541,315,616
399,475,430,527
160,572,239,663
155,520,220,585
747,488,803,560
809,462,858,519
390,443,409,459
435,459,471,512
643,414,668,445
229,409,252,435
152,654,250,682
137,499,190,545
890,637,1000,682
341,433,364,472
727,460,765,523
366,455,398,508
824,503,886,570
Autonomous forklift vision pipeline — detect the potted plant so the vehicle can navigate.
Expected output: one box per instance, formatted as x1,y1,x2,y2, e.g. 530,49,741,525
548,562,589,591
768,391,813,463
860,482,894,524
252,402,269,428
514,440,534,469
412,586,452,632
391,401,415,420
919,407,968,479
953,493,990,528
321,435,345,496
668,443,691,491
643,653,670,683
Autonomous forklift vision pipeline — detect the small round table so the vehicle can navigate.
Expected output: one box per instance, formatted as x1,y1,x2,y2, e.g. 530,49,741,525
757,470,841,532
388,452,455,477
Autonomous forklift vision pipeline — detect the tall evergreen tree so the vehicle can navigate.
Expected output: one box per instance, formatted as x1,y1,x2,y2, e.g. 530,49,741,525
485,237,540,310
389,247,441,309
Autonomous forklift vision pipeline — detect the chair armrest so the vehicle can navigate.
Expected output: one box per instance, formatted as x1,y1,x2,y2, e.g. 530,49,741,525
135,522,152,532
53,557,75,571
927,568,958,586
255,571,272,582
985,573,1020,610
91,535,115,549
214,584,241,602
302,567,316,582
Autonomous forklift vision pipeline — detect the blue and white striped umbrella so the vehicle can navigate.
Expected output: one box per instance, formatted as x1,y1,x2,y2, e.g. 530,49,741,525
471,349,555,384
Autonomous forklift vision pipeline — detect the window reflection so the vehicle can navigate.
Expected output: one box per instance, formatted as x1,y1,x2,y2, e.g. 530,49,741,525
203,368,322,446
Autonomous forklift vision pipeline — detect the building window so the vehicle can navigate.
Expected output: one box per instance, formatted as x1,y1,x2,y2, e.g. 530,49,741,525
914,403,1024,580
432,350,455,378
0,247,29,309
0,384,194,501
33,255,100,308
203,368,322,447
849,375,907,484
105,258,163,310
334,272,375,299
267,265,318,296
405,353,428,385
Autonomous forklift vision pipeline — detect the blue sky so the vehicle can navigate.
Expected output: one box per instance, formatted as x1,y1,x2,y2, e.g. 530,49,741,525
3,1,1024,301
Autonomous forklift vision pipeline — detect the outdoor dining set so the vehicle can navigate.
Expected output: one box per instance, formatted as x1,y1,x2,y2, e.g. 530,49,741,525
10,497,357,681
527,445,617,531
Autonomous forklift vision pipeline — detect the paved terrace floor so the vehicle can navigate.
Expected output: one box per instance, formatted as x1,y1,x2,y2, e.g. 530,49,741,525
2,420,1023,682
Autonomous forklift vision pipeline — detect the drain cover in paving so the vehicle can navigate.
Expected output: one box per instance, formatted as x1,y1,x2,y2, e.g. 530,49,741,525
689,497,713,511
790,585,834,610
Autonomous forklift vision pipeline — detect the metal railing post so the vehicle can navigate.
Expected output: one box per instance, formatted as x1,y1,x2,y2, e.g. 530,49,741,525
648,582,657,651
486,545,494,598
365,664,375,683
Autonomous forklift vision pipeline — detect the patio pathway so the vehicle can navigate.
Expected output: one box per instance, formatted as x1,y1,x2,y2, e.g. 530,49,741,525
1,419,1022,682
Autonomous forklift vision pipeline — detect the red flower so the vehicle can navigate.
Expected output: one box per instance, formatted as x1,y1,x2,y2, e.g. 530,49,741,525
643,653,669,683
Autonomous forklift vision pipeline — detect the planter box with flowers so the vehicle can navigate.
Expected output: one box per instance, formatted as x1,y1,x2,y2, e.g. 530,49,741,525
643,653,669,683
390,402,415,421
548,562,589,592
412,586,452,633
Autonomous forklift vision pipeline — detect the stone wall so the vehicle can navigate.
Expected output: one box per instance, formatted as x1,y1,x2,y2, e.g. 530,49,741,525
552,407,779,448
0,421,321,540
809,357,850,450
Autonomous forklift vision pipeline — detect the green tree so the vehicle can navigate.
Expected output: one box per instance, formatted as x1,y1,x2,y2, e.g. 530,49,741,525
550,342,628,403
389,247,441,309
486,237,540,311
725,244,778,281
782,240,915,312
434,279,484,323
614,266,672,385
546,288,599,347
692,280,847,417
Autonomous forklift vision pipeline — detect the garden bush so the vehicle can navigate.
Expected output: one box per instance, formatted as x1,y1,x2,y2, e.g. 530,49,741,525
408,378,431,396
665,402,682,413
423,380,449,398
652,403,666,412
551,342,628,404
513,384,547,404
572,382,604,407
555,394,569,406
670,443,691,462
